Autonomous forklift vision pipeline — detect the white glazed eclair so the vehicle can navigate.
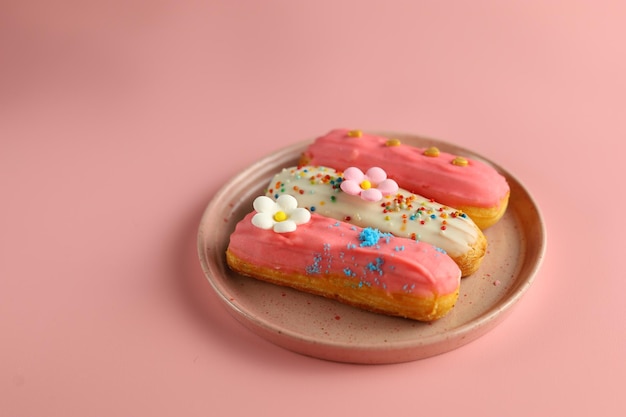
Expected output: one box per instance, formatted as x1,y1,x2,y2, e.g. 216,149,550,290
265,166,486,276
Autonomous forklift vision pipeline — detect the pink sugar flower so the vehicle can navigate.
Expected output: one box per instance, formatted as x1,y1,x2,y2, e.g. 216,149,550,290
340,167,398,202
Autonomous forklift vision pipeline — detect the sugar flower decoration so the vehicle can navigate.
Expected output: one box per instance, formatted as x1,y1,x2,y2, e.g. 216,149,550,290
340,167,398,202
251,195,311,233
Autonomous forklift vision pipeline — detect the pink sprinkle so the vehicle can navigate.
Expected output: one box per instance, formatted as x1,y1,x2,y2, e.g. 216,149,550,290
493,280,501,286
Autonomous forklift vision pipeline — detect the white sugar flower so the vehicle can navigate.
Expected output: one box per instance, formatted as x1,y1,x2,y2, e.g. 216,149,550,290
251,195,311,233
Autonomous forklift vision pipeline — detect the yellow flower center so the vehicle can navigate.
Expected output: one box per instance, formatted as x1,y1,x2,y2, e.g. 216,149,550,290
273,211,287,222
360,180,372,190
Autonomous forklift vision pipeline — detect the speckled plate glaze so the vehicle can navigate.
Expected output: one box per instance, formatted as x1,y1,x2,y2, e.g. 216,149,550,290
197,132,546,364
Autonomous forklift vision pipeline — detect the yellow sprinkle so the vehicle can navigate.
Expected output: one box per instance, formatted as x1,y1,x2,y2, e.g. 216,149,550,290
385,215,391,221
386,138,401,147
347,129,362,138
452,156,469,167
424,146,440,157
273,211,287,222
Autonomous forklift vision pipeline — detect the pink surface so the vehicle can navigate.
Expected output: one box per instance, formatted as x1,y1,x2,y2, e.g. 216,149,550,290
1,1,624,416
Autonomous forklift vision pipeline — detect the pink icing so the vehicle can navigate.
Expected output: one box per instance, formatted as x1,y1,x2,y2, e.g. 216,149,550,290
228,212,461,298
303,128,509,208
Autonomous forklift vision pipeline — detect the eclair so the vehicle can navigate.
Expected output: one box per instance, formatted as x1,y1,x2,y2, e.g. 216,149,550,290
226,196,461,321
300,128,510,229
266,166,487,277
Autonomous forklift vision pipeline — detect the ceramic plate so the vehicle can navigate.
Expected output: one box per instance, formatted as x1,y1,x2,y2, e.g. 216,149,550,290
197,132,546,364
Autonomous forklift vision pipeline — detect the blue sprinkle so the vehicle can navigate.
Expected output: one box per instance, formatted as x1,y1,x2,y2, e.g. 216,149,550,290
359,228,381,247
435,247,447,254
310,206,316,212
394,246,405,252
305,254,322,274
430,214,436,219
366,257,384,275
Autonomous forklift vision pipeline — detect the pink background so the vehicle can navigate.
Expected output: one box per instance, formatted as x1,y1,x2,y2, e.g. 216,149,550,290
2,1,624,416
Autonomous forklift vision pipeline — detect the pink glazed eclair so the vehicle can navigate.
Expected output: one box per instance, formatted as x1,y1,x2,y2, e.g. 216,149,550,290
300,128,510,229
226,202,461,322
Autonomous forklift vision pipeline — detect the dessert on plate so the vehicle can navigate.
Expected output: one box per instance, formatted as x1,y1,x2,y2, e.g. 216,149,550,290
224,128,506,321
